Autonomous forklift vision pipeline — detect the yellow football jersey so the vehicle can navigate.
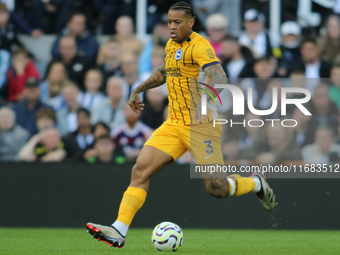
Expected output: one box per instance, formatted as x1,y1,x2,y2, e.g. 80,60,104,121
164,32,220,125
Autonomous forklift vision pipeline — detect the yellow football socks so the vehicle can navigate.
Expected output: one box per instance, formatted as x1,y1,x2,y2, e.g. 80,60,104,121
116,186,147,226
228,174,256,196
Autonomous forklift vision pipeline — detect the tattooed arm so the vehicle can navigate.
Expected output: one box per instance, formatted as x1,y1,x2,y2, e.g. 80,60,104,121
195,63,228,121
128,63,166,113
204,63,228,101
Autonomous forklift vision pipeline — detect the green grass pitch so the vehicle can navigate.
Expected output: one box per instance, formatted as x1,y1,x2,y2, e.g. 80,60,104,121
1,228,339,254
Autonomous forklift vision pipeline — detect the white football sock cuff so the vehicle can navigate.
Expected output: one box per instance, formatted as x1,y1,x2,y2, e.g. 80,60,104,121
252,176,261,193
112,221,129,237
227,178,236,196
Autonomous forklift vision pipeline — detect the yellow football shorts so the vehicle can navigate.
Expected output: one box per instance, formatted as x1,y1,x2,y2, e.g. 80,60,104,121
144,119,223,164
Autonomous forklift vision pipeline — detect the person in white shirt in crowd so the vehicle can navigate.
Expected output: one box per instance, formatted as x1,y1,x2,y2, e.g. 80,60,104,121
56,82,81,137
297,38,332,80
206,13,228,59
91,76,126,131
302,126,340,164
111,104,152,162
278,21,302,77
121,52,147,102
0,106,29,161
239,9,280,59
77,69,106,112
220,35,255,79
40,61,68,111
64,108,94,160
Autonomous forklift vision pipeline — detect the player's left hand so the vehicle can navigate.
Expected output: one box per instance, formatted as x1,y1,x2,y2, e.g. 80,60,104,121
128,89,145,114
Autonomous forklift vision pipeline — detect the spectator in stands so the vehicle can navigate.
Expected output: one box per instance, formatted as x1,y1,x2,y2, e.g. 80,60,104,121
220,35,254,79
309,84,339,134
139,20,169,74
7,48,39,102
239,9,279,59
40,61,67,111
56,82,80,136
29,0,74,34
141,86,167,129
47,36,91,89
206,13,228,59
302,126,340,164
19,127,66,162
112,104,152,161
51,12,99,63
240,57,277,107
64,108,94,160
319,15,340,63
83,121,111,161
36,107,56,132
0,107,29,161
329,64,340,108
292,107,315,147
0,38,10,93
279,21,302,77
92,121,110,139
11,78,45,135
78,69,106,111
90,0,136,35
91,76,126,130
0,3,23,52
96,38,123,90
240,121,302,164
298,38,332,78
84,134,125,164
112,16,144,58
122,52,147,101
238,112,262,150
0,2,43,37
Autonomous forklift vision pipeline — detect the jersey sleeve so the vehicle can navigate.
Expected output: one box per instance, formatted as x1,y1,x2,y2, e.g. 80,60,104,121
192,38,220,70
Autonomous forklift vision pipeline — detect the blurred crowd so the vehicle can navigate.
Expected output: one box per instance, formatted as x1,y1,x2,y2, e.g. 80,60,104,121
0,0,340,165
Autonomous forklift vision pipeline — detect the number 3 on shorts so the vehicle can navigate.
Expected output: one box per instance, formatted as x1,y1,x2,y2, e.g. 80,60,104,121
204,140,214,154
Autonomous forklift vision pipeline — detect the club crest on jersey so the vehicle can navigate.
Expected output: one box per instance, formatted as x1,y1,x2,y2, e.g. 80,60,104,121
175,49,183,60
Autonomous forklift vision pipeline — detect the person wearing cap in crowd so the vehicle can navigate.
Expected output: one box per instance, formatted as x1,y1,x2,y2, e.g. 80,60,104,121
278,21,302,77
206,13,229,59
239,9,280,59
11,78,46,135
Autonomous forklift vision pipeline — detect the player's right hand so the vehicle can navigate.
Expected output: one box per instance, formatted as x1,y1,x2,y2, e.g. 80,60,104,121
128,90,145,114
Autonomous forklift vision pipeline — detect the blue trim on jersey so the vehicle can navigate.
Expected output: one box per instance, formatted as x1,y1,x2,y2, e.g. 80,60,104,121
202,61,220,70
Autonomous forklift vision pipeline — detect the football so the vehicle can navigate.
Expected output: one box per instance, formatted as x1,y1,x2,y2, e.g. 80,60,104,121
151,221,184,251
